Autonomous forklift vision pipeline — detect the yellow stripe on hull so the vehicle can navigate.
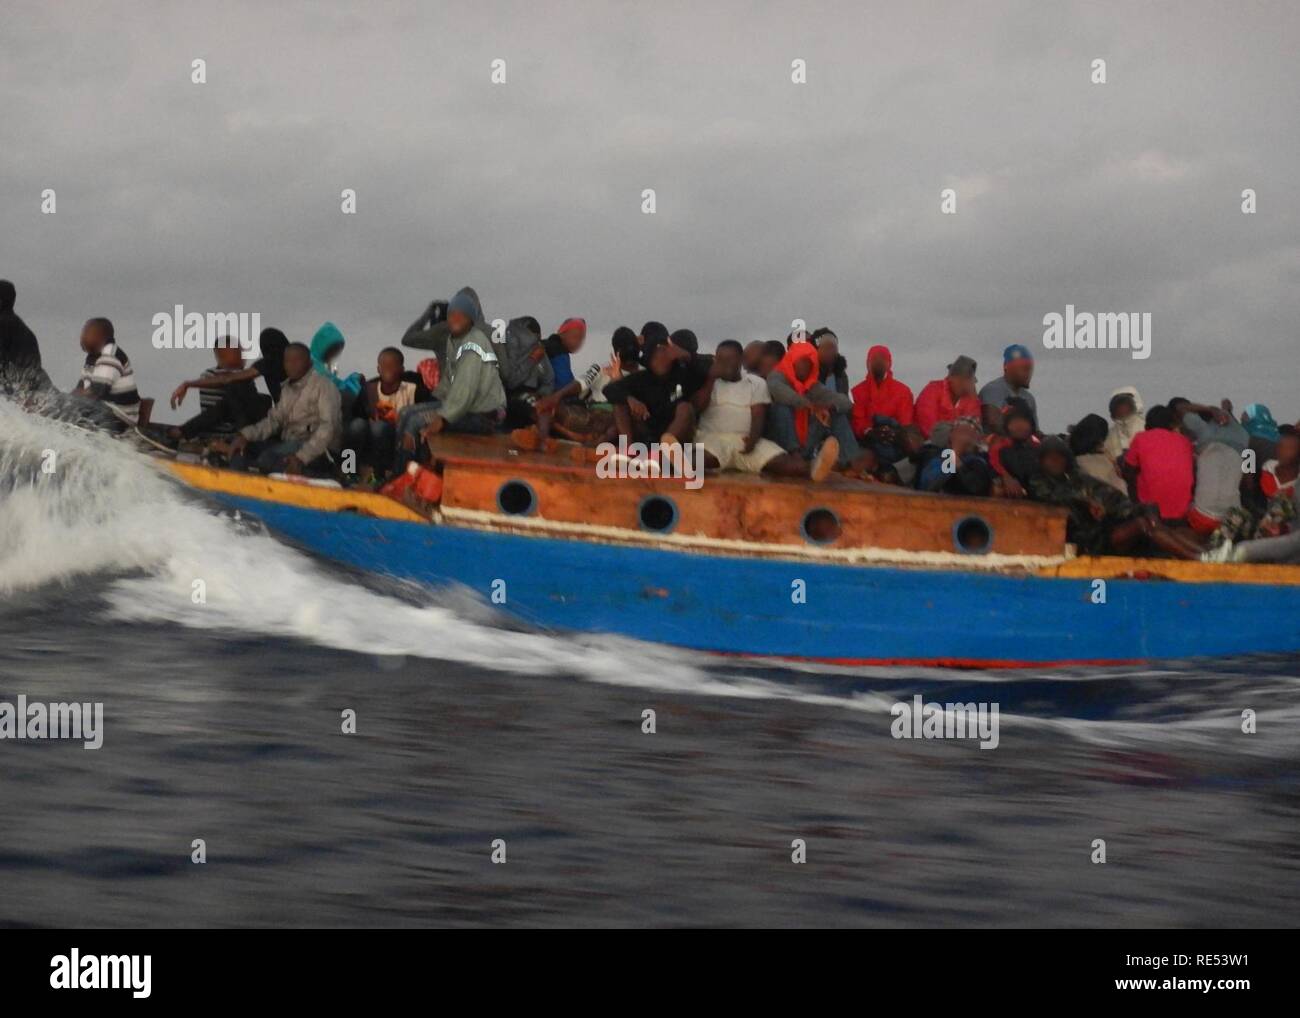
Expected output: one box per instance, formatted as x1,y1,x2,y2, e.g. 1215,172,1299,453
1044,556,1300,587
161,460,429,523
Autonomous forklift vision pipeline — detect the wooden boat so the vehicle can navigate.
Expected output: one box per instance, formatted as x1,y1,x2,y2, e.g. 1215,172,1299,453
160,435,1300,667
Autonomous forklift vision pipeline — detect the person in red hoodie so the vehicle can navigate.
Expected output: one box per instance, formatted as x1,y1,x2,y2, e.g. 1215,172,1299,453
913,355,981,438
850,345,914,439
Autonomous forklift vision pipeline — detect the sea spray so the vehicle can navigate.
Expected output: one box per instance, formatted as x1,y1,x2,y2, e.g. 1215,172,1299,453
2,396,837,707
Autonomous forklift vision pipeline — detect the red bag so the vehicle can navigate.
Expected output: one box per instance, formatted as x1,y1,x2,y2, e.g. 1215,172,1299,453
417,357,440,393
379,462,442,505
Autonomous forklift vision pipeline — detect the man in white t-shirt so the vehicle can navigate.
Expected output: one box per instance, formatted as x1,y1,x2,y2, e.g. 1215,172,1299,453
693,340,837,482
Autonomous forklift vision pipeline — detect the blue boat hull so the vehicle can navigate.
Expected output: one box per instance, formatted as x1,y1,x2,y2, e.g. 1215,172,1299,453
206,492,1300,666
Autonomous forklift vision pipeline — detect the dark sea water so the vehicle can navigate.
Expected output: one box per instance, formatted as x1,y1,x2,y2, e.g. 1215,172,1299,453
2,400,1299,928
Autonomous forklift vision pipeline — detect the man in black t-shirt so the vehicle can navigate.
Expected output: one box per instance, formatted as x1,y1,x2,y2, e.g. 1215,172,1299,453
604,333,709,443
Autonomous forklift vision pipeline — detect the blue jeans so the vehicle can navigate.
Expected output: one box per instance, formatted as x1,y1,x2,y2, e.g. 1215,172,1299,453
394,400,501,471
765,403,861,466
345,417,396,473
232,439,306,475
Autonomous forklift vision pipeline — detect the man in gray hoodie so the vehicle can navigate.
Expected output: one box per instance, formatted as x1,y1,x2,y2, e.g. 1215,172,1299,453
397,286,507,469
497,315,555,428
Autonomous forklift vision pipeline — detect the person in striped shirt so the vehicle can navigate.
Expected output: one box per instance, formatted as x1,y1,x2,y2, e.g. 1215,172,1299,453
73,318,140,428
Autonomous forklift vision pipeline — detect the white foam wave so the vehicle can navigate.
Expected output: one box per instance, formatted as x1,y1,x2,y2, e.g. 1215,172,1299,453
0,398,882,710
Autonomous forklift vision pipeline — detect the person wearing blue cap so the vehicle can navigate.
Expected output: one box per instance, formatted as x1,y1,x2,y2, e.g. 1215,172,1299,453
980,343,1038,436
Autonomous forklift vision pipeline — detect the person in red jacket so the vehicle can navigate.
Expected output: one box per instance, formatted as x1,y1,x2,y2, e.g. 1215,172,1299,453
913,355,981,438
850,344,914,439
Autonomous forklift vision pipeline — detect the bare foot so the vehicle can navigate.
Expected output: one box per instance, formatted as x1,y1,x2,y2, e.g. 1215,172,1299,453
810,437,840,482
511,427,557,454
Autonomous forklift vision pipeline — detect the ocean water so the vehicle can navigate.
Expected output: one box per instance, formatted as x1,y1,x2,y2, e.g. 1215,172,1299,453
1,398,1298,928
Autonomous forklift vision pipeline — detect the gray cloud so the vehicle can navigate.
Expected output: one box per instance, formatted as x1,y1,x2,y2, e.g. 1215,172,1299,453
3,0,1297,429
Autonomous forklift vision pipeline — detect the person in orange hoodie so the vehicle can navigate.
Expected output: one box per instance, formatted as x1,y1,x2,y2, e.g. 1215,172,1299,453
850,344,914,439
913,355,982,438
765,341,855,467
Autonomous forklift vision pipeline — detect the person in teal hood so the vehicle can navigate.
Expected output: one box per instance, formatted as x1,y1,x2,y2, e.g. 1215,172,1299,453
309,322,365,413
1242,403,1280,442
1242,402,1281,462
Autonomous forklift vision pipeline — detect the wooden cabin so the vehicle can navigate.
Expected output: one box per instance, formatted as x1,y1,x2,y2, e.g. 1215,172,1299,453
426,435,1068,559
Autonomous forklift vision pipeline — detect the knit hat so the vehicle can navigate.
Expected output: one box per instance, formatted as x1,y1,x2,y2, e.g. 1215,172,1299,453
948,355,978,378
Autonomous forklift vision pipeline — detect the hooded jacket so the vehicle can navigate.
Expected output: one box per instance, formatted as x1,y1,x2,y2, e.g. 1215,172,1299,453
437,287,506,424
769,343,823,445
0,308,42,376
850,345,915,436
914,376,982,438
1242,403,1281,442
1103,385,1146,459
499,317,555,396
398,287,506,423
309,322,364,400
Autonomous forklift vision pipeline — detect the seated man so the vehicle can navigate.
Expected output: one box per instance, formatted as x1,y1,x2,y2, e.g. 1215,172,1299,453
1170,398,1250,536
169,341,271,442
172,327,290,410
914,355,981,439
851,344,914,439
544,317,588,393
1203,424,1298,559
766,341,859,467
498,316,554,428
695,340,838,482
1122,404,1194,525
71,317,141,428
750,340,787,379
397,287,507,470
346,347,429,481
579,326,640,405
1030,437,1201,559
986,398,1040,497
1104,387,1145,459
308,322,365,415
811,329,851,394
557,325,641,444
221,342,342,476
604,331,707,446
979,344,1038,436
917,417,995,496
0,279,51,393
1069,413,1127,493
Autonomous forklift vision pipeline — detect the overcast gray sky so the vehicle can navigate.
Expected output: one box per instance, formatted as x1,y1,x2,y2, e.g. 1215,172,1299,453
3,0,1297,430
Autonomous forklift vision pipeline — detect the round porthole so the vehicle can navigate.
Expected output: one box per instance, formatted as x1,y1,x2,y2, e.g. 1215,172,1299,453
638,494,679,533
497,479,537,516
801,507,842,545
953,515,993,554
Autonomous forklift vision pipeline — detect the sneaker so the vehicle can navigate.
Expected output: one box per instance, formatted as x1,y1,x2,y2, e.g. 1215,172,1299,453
1201,539,1234,563
811,437,840,482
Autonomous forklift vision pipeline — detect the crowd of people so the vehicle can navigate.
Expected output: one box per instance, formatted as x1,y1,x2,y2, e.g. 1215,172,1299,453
1,278,1296,564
